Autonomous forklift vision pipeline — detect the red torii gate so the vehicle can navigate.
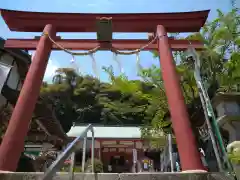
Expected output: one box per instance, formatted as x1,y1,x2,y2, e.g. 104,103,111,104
0,9,209,172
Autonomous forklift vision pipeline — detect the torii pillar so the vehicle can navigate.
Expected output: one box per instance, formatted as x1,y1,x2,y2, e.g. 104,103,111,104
0,24,56,171
157,25,204,171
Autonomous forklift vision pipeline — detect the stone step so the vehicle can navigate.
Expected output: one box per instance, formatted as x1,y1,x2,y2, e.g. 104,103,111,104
0,172,233,180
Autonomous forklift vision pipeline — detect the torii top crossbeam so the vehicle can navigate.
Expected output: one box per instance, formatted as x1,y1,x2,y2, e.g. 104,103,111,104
1,9,209,32
1,9,209,51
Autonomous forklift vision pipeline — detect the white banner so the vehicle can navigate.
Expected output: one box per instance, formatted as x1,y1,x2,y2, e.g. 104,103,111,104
132,148,137,163
0,62,12,93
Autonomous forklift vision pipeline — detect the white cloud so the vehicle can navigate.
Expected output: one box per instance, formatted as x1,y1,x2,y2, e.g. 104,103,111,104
44,59,59,80
29,51,59,82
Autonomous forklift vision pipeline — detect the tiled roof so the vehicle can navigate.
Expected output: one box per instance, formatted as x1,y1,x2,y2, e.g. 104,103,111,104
67,126,141,139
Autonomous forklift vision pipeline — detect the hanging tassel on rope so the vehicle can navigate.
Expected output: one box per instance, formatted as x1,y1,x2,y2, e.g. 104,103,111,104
70,55,76,70
70,55,75,64
70,55,81,75
90,53,99,79
113,52,124,74
136,52,143,72
43,32,159,82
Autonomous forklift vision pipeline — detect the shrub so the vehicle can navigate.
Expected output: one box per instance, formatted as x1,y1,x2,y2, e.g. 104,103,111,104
85,158,103,173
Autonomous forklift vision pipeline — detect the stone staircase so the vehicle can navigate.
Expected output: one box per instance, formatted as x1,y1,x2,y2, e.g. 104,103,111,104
0,172,234,180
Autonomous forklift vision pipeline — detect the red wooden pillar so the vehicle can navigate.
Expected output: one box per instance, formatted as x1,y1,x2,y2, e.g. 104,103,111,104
0,24,56,171
156,25,204,171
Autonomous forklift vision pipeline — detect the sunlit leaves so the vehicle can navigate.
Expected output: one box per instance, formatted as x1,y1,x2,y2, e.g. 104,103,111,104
40,66,155,126
136,8,240,143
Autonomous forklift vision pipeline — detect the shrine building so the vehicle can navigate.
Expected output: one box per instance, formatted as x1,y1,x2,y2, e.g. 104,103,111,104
67,125,167,171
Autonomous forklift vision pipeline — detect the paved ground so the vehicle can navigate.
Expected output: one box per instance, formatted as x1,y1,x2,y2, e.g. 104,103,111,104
0,172,233,180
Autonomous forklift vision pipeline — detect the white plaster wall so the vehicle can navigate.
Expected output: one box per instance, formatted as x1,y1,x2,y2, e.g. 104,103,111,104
225,102,240,116
0,53,14,65
0,52,21,107
216,103,225,117
7,61,20,90
216,102,240,117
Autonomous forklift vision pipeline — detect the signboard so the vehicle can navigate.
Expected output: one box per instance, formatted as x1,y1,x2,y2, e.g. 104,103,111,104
142,159,150,170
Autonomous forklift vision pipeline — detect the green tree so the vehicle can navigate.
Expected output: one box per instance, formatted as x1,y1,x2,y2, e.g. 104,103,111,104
40,67,151,130
102,8,240,146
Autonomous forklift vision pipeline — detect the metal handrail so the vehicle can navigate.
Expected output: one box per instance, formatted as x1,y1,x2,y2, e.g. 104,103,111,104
42,124,95,180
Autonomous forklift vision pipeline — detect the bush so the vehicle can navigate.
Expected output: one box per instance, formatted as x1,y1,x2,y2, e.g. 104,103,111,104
74,166,82,172
85,158,103,173
60,158,103,173
228,152,240,165
61,165,82,172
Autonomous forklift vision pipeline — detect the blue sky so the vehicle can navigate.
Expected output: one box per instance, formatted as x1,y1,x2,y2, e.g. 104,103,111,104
0,0,235,82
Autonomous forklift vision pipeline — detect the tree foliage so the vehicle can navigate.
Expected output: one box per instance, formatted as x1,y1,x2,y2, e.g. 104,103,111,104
40,68,154,132
0,105,13,141
101,8,240,143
